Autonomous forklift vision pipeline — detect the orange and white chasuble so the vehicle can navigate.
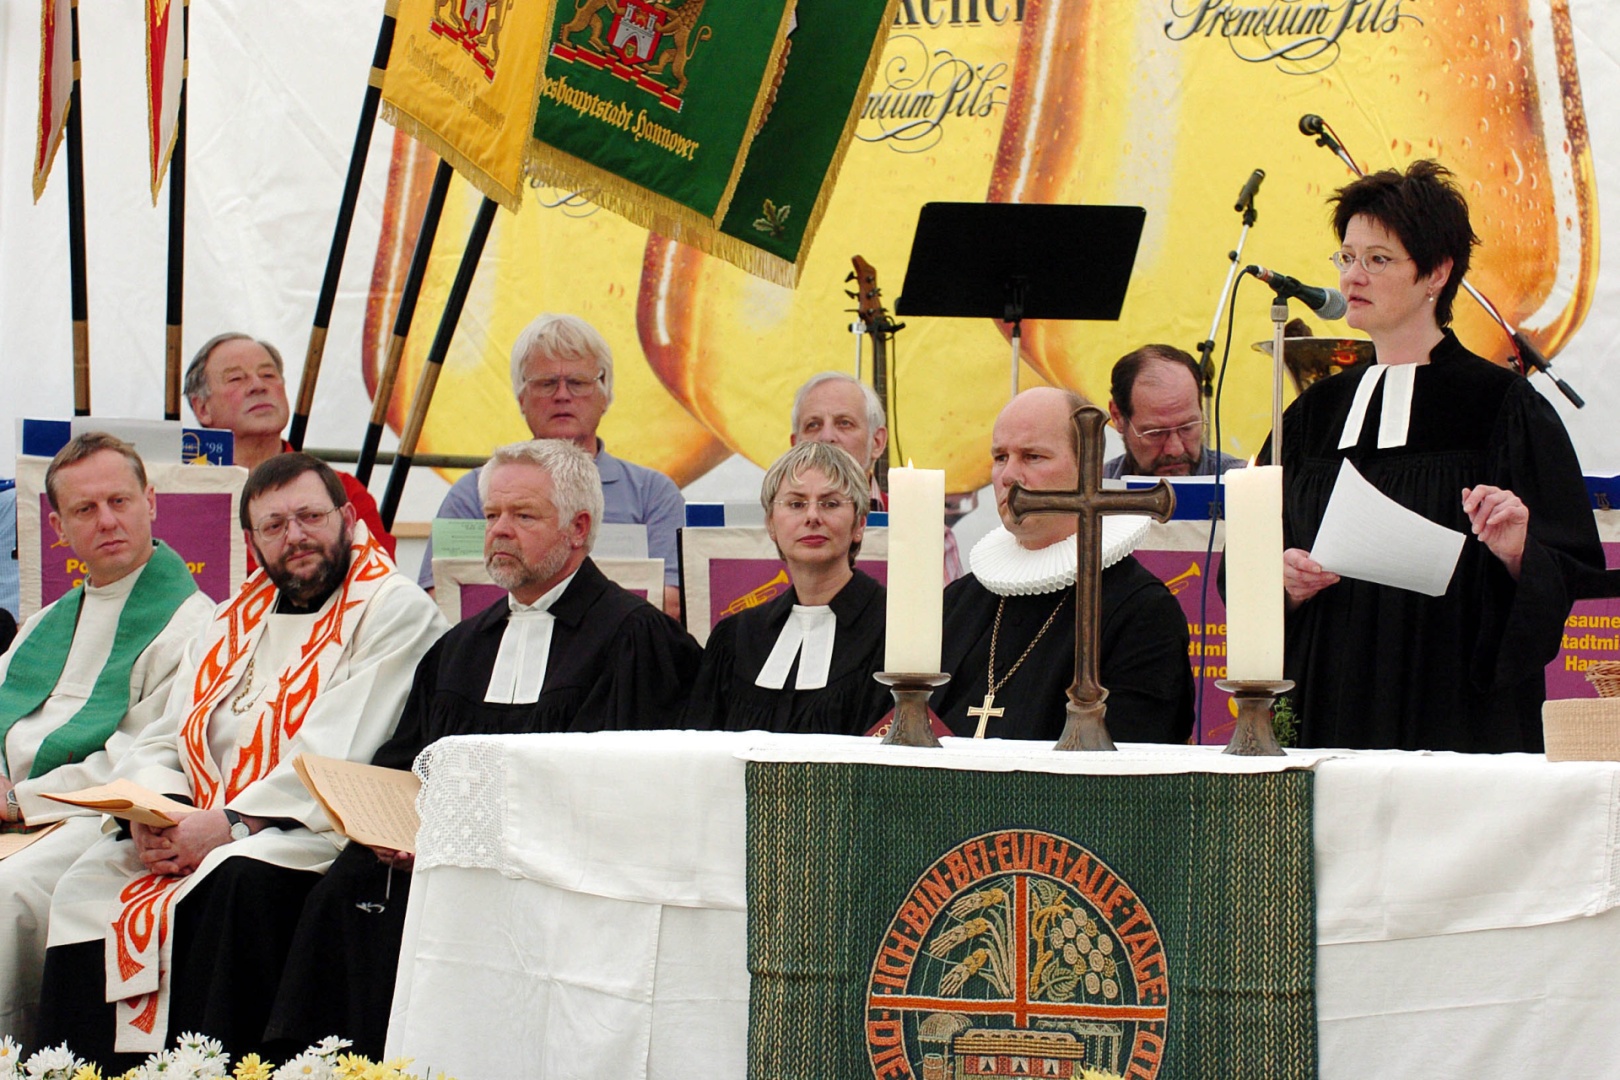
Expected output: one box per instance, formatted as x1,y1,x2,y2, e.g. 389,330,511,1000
40,525,446,1052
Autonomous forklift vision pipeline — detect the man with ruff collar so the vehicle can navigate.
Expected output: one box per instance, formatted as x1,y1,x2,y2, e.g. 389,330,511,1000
36,454,446,1062
931,388,1195,743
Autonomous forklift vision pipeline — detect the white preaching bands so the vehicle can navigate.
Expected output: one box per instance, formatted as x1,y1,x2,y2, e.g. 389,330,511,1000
755,605,837,691
486,571,578,705
1338,362,1415,450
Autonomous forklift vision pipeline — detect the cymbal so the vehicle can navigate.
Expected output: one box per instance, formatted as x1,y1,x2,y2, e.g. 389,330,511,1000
1253,337,1375,393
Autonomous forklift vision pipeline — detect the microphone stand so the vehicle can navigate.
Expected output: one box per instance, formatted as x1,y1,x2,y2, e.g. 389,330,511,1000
1196,191,1259,452
1299,114,1584,408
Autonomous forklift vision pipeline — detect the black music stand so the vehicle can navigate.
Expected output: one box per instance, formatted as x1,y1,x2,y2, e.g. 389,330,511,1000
896,202,1145,397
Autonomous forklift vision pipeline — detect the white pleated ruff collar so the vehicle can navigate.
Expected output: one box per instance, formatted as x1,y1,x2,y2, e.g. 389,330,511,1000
968,517,1151,597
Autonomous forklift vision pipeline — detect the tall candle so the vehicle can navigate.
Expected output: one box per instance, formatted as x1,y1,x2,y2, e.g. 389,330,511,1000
1224,465,1285,680
884,465,945,673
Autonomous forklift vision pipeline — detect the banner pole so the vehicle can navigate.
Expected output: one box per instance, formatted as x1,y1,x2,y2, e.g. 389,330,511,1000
356,159,452,486
289,6,399,450
378,196,498,529
65,0,90,416
162,0,188,421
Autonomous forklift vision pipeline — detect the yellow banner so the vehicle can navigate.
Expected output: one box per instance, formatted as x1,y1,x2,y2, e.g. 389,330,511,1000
381,0,552,211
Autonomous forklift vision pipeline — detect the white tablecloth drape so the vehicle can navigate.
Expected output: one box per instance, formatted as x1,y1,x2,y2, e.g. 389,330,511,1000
389,731,1620,1080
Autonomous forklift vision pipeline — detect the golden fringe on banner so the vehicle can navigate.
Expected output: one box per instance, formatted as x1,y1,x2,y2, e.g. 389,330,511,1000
381,101,521,213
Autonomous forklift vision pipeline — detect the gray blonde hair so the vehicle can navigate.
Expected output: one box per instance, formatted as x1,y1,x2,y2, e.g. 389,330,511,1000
184,333,284,407
760,442,871,568
790,371,884,441
45,432,148,512
478,439,605,549
508,313,615,406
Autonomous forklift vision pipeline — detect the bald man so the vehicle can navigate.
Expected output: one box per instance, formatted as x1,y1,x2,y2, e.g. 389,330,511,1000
932,388,1194,743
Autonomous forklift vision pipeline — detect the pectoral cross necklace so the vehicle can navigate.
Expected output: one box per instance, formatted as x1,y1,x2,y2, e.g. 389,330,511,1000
969,593,1070,738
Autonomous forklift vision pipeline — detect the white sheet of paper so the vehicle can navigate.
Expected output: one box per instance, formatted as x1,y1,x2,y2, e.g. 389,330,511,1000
1308,458,1467,597
593,523,649,559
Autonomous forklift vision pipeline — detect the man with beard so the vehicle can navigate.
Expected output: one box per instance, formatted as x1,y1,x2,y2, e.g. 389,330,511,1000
35,453,446,1063
933,388,1195,743
265,439,701,1057
1104,344,1246,478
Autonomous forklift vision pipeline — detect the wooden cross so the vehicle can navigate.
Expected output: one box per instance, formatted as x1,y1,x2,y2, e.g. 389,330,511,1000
1005,405,1175,750
966,692,1005,738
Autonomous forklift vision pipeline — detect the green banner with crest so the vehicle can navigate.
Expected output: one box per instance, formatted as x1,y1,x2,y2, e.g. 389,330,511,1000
528,0,896,285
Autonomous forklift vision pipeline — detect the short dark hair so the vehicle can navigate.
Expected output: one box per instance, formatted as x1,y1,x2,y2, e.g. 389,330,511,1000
184,333,285,407
45,432,148,511
239,452,348,529
1109,344,1201,419
1329,159,1477,326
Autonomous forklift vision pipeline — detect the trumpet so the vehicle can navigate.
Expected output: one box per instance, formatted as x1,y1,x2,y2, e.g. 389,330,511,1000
720,567,790,617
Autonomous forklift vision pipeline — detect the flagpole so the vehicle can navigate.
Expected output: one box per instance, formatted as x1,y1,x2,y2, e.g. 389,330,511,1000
288,5,400,450
379,196,498,529
355,158,453,486
65,0,90,416
162,0,188,421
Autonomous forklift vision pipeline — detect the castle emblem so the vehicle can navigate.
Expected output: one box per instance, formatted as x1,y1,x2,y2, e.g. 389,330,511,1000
430,0,509,82
868,830,1169,1080
551,0,713,112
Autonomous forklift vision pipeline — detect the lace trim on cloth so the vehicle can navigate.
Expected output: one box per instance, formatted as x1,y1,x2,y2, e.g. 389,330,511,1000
968,518,1151,597
414,738,511,874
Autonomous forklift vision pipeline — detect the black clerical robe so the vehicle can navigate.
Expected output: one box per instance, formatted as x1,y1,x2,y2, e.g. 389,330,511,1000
683,569,890,734
933,557,1194,743
264,558,701,1055
1276,330,1602,752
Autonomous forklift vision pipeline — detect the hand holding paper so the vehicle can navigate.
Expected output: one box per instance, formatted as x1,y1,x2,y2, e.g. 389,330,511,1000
1308,459,1467,597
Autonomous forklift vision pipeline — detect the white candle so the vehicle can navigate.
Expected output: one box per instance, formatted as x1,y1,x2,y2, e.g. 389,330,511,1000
884,465,945,673
1224,465,1285,681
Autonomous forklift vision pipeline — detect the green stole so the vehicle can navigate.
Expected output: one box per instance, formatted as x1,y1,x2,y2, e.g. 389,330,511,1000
0,542,199,779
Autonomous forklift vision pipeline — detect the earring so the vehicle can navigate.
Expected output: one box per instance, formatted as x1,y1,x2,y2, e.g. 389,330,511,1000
1426,293,1435,303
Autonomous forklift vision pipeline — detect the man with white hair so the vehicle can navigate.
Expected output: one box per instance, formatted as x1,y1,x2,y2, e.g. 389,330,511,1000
417,314,685,617
932,388,1194,743
790,371,961,581
267,439,701,1057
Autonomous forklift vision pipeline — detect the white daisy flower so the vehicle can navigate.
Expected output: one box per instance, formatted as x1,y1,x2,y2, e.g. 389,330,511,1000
22,1044,82,1080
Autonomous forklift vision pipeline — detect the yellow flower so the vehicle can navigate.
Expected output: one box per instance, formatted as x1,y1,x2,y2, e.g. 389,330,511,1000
335,1055,373,1079
233,1054,272,1080
70,1067,102,1080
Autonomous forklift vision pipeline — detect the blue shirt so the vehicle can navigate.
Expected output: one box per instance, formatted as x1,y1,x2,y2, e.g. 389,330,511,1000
418,443,685,588
1103,449,1247,479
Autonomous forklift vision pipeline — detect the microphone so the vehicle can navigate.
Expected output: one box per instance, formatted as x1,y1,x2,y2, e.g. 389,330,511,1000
1234,168,1265,213
1245,264,1348,319
1298,114,1325,136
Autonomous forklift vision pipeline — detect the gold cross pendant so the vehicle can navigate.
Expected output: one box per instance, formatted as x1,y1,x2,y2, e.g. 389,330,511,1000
967,692,1004,739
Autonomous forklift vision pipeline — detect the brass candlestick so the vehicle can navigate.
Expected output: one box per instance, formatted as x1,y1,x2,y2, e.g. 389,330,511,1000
1214,679,1294,756
875,672,950,747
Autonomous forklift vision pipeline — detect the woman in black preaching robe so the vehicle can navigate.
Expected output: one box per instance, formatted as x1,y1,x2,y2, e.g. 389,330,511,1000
684,441,890,734
1278,160,1602,752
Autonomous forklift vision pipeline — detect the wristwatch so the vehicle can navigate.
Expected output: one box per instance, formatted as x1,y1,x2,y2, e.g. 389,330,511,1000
5,789,18,822
223,808,251,842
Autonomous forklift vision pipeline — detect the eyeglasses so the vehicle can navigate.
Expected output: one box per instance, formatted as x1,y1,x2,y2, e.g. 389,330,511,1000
773,497,854,515
250,506,339,541
523,374,604,397
1128,419,1203,445
1328,250,1413,275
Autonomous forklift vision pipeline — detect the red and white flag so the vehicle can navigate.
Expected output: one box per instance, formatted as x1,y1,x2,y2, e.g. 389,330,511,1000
32,0,72,202
145,0,185,204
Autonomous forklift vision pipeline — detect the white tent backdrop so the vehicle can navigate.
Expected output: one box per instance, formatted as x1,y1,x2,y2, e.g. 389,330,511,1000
2,0,1618,523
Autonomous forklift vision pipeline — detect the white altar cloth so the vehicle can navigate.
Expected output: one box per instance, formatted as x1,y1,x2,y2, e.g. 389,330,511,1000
388,732,1620,1079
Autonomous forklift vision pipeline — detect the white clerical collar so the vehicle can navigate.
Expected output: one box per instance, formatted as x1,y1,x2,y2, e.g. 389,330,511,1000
486,570,579,705
83,557,147,600
756,603,837,691
968,517,1150,597
1338,362,1417,450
